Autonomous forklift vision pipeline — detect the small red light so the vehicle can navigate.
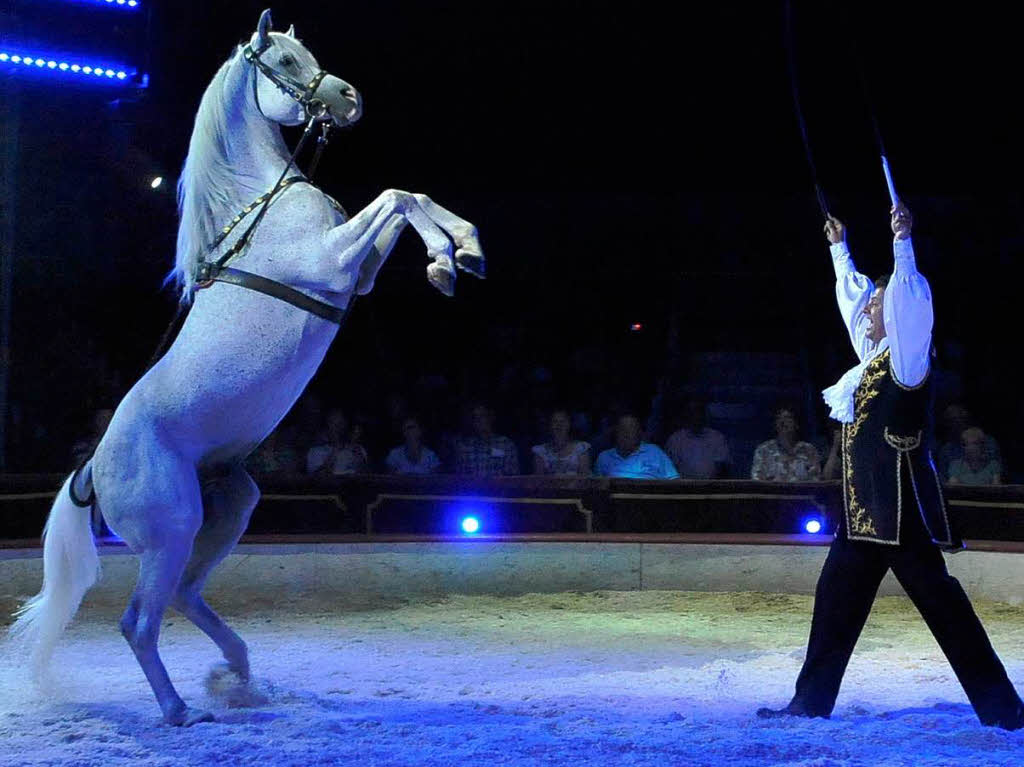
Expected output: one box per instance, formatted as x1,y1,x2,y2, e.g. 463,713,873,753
630,323,643,332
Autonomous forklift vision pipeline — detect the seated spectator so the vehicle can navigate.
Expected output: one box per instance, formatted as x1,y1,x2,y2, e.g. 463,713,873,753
822,425,842,481
595,414,679,479
247,426,302,475
664,399,731,479
306,409,368,475
937,404,1001,480
385,417,442,475
750,405,821,482
532,409,591,476
454,403,520,476
949,427,1001,485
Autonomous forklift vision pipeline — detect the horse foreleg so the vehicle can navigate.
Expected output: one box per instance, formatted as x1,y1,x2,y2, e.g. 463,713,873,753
354,214,407,295
412,194,486,279
327,189,459,295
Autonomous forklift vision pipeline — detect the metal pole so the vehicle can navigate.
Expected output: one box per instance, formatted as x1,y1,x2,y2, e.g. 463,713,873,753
0,79,20,471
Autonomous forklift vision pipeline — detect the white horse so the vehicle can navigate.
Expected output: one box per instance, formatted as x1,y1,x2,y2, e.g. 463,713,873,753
9,9,484,726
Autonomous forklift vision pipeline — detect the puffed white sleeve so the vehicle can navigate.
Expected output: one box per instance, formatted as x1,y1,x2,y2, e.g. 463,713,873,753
831,241,876,362
884,237,933,388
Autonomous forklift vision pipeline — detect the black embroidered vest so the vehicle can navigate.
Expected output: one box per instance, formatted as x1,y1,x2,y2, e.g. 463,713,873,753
841,348,960,549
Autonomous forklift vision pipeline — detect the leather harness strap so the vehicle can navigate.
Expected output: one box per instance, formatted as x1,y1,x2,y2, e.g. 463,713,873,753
195,178,351,325
202,266,349,325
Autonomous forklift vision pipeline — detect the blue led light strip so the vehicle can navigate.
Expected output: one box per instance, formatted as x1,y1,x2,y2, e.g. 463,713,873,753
66,0,141,8
0,48,141,84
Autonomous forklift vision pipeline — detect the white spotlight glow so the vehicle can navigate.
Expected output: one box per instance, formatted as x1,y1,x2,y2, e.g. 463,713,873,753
150,176,163,190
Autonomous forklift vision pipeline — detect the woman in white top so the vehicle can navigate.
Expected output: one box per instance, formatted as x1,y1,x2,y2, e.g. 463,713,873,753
385,417,442,475
532,409,591,476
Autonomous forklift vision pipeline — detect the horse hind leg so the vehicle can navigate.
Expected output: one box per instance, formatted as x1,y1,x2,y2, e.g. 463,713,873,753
172,465,259,685
121,543,213,726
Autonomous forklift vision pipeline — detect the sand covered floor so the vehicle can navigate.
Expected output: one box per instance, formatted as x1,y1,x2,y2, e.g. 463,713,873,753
2,589,1024,766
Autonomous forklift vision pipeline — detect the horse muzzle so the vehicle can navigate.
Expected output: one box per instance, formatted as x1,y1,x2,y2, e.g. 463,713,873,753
315,74,361,127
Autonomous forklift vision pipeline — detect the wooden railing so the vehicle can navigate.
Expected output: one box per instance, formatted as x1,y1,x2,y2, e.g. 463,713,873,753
3,474,1024,551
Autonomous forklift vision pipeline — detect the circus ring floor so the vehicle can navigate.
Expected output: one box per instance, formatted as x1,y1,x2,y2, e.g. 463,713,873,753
2,540,1024,767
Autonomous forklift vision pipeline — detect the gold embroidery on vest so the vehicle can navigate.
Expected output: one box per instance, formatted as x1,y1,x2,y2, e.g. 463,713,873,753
843,349,890,538
883,428,922,451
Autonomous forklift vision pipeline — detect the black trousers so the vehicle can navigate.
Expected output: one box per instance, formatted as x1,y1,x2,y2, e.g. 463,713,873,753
792,502,1022,726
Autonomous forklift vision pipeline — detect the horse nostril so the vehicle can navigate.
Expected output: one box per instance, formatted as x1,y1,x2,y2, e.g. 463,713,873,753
341,86,357,101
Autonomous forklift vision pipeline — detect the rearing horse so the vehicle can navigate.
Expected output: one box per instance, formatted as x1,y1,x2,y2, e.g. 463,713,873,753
9,9,484,726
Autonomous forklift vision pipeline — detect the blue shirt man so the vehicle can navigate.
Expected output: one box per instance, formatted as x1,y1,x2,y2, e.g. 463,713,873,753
594,415,679,479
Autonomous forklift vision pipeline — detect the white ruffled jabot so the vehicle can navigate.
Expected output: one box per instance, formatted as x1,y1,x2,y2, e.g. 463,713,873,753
822,339,889,424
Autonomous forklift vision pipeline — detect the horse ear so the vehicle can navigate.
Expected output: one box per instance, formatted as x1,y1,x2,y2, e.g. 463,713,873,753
256,9,273,48
286,24,297,38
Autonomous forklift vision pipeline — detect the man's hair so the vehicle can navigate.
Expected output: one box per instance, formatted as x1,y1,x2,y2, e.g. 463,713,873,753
961,426,986,444
874,274,890,291
773,401,800,421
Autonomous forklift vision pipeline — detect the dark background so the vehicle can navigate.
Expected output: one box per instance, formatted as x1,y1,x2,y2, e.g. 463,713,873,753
1,1,1021,472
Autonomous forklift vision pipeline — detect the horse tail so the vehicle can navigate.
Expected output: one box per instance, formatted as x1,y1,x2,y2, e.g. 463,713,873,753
8,469,101,679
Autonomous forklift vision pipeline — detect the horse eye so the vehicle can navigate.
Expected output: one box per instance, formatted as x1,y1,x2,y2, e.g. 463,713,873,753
279,54,295,67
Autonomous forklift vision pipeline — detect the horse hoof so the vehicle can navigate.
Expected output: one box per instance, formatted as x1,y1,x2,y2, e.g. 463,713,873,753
426,263,455,296
205,663,268,708
166,707,215,727
455,248,486,279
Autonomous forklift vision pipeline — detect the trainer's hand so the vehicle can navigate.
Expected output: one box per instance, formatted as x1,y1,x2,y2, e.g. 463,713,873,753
891,202,912,240
824,216,846,244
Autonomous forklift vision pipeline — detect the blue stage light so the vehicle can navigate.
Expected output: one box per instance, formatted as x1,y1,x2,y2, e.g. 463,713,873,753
803,518,822,534
0,47,141,86
461,516,481,534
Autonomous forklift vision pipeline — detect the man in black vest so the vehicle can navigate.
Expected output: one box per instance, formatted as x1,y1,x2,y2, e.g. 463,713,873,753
757,203,1024,729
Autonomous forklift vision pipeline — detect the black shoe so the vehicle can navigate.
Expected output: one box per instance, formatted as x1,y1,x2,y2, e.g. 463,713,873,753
756,702,822,720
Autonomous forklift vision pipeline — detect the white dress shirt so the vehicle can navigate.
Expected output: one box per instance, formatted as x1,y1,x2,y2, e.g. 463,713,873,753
822,236,933,423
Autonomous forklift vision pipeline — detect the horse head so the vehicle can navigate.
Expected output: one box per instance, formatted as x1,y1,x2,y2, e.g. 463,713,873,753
247,9,362,129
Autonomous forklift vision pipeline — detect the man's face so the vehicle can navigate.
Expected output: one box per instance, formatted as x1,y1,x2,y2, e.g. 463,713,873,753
774,409,796,439
471,406,493,437
864,287,887,343
963,431,985,463
615,417,642,455
327,411,348,442
403,419,422,444
550,411,571,442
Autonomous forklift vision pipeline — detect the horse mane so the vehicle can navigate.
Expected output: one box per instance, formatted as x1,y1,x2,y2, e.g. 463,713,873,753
171,45,256,300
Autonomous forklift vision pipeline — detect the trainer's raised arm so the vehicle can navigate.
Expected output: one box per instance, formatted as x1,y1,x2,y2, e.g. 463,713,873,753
883,202,933,388
826,215,875,363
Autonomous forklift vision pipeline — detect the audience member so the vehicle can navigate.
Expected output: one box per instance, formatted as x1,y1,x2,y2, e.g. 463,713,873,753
821,426,842,481
306,409,368,475
247,426,302,475
750,405,821,482
937,404,1001,480
595,414,679,479
454,403,520,476
664,399,731,479
385,417,442,475
949,427,1001,485
532,409,591,476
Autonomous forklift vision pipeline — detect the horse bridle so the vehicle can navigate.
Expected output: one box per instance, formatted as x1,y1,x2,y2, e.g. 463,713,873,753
243,40,331,123
188,41,349,323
